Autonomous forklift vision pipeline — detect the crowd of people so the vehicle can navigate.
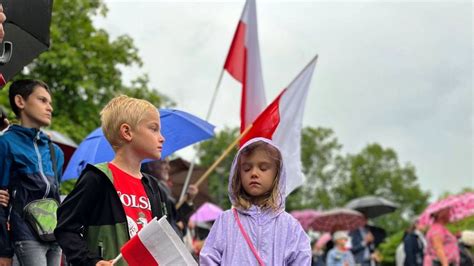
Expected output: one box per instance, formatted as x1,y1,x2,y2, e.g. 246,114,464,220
307,208,474,266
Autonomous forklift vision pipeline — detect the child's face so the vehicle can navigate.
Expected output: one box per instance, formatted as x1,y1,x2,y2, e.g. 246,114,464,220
130,109,165,160
17,86,53,128
335,238,348,247
240,149,278,202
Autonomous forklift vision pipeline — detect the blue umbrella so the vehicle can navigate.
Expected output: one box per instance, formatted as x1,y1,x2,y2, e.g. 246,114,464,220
62,109,215,181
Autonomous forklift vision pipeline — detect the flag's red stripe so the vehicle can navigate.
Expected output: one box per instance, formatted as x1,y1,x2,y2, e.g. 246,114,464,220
121,235,159,266
224,21,246,83
240,89,285,146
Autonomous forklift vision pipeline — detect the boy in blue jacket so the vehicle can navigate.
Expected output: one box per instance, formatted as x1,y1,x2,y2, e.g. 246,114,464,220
0,79,64,266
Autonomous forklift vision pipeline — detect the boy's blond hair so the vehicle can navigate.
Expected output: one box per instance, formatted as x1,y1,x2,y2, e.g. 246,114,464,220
231,141,283,212
100,95,156,150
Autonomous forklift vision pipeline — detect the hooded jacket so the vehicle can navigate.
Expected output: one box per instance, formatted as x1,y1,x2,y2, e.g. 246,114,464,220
55,163,170,266
0,125,64,258
200,137,311,265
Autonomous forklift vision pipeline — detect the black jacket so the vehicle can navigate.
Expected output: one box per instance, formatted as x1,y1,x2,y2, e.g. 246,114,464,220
55,163,171,266
403,231,424,266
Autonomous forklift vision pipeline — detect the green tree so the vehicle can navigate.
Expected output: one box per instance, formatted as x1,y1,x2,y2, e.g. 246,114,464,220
333,144,430,234
0,0,173,142
286,127,343,210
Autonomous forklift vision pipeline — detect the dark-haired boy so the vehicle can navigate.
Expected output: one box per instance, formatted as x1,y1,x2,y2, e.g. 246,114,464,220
0,79,64,266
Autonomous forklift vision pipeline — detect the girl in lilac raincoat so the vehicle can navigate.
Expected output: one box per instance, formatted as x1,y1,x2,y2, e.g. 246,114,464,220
200,137,312,265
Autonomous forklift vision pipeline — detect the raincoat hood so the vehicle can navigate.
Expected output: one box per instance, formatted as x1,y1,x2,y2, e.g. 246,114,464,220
228,137,287,214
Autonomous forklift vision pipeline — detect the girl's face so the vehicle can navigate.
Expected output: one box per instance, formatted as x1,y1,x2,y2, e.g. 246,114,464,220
239,149,278,204
335,238,348,248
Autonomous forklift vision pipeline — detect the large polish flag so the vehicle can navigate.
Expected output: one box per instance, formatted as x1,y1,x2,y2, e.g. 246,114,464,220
120,216,197,266
224,0,266,135
241,56,318,195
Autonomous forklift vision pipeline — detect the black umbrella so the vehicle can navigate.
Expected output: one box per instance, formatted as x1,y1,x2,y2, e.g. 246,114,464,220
0,0,53,87
345,195,399,219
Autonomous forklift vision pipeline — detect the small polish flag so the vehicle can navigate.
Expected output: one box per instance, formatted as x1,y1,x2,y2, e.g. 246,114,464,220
119,216,197,266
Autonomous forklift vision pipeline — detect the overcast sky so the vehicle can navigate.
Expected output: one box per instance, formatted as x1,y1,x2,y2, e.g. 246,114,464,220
96,0,473,200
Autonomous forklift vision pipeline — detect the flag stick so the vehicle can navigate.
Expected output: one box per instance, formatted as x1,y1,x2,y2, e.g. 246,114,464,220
111,253,122,265
178,0,250,205
176,124,252,209
177,69,224,204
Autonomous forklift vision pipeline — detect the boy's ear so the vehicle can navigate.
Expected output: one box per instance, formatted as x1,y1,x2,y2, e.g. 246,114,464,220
119,123,133,142
14,95,26,111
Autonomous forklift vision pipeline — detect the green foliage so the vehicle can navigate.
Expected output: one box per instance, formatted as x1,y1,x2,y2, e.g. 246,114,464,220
331,144,430,234
378,230,404,265
286,127,343,210
196,127,239,209
0,0,173,143
447,213,474,234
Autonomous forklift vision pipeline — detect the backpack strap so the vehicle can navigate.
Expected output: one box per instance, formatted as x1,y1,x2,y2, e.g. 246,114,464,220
48,141,59,184
232,208,265,266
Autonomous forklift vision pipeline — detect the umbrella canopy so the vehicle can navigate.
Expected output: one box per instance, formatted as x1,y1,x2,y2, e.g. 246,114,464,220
310,208,366,233
345,195,399,219
290,209,320,231
190,202,223,223
42,129,77,169
315,232,332,248
418,192,474,227
62,109,215,181
0,0,53,87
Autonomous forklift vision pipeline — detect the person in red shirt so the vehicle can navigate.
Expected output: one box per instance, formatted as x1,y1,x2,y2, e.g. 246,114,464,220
55,95,171,266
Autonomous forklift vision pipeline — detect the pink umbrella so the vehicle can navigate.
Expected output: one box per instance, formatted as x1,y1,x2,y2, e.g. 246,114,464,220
310,208,366,233
418,192,474,226
290,209,320,231
190,202,223,223
315,232,332,248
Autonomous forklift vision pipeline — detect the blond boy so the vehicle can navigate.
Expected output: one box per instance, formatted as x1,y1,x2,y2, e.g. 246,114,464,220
55,95,170,266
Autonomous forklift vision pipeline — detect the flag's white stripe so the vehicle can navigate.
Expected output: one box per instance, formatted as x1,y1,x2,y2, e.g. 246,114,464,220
273,59,317,195
137,218,161,263
240,0,250,24
243,0,266,128
138,217,197,265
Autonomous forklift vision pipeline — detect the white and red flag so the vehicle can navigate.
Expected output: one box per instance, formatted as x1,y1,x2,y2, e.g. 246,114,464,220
224,0,266,135
119,216,197,266
241,56,318,195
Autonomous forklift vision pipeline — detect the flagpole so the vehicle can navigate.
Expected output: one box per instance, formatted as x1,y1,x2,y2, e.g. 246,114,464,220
177,69,224,204
177,0,251,205
176,124,253,209
111,253,122,265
